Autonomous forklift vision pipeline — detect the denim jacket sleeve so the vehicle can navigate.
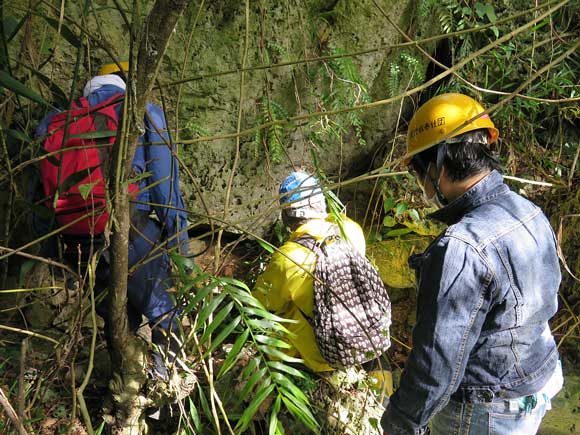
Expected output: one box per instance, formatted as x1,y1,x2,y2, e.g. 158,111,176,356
142,103,189,254
381,234,494,435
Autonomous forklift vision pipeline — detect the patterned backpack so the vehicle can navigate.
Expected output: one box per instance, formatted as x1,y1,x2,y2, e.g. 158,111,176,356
294,231,391,368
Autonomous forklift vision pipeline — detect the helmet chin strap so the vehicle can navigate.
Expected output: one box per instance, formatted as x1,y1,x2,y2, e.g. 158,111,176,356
432,143,449,206
419,144,448,207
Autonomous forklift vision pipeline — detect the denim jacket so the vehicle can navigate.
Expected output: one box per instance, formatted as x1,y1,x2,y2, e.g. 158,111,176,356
381,170,561,435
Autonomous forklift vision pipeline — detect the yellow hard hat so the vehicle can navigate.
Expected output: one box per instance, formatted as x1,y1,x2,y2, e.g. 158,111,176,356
97,61,129,76
405,93,499,163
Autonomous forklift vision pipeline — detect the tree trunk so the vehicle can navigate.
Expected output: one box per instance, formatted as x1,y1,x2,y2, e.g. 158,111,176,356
106,1,188,433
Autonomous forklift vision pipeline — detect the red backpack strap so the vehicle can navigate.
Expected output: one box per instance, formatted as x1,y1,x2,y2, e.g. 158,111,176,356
72,97,90,109
48,94,123,127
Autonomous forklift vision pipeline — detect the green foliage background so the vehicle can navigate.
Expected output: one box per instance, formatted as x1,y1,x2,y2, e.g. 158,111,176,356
0,0,578,433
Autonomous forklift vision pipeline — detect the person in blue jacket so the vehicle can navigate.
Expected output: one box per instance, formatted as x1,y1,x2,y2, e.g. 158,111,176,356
381,94,563,435
35,61,190,379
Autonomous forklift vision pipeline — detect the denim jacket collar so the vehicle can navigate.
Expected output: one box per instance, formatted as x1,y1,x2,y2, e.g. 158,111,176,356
429,170,509,225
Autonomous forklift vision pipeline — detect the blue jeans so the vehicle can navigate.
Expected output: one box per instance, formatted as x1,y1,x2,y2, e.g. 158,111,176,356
96,218,179,334
430,395,549,435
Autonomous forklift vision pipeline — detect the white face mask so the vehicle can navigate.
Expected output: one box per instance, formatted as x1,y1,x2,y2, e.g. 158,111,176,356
419,165,445,209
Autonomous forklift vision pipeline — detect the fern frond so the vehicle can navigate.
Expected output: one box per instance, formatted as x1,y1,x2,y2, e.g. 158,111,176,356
388,63,400,97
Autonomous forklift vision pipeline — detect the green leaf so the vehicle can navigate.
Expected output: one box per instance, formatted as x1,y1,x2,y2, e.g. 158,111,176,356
37,14,81,47
217,328,250,378
59,165,101,194
241,357,259,380
235,383,276,433
246,318,293,336
408,208,421,223
125,170,151,185
197,383,213,422
277,379,310,405
43,152,60,167
485,5,497,23
94,421,106,435
257,238,274,253
395,202,408,215
199,301,235,345
183,281,220,315
383,197,396,212
281,395,319,433
269,395,282,435
386,228,414,237
6,129,32,143
243,306,296,323
217,276,251,291
266,361,307,379
258,345,304,364
195,293,226,330
255,334,291,349
69,130,116,140
78,181,99,200
225,285,265,309
3,16,19,39
205,315,241,355
188,396,203,433
383,216,396,227
0,71,50,107
236,367,268,407
169,251,196,277
21,66,68,107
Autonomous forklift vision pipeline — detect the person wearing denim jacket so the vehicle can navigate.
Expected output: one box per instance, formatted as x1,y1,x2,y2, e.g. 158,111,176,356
381,94,563,435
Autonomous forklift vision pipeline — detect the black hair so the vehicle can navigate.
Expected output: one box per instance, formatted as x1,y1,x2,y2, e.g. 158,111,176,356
411,129,501,182
111,71,127,82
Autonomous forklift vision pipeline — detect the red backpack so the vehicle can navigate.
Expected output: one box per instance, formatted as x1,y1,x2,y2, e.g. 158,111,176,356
40,94,139,236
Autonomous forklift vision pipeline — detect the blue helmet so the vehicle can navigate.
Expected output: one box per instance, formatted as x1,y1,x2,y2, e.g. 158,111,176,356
279,171,327,218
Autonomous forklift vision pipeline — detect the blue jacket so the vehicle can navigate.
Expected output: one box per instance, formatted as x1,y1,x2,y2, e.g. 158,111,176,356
381,170,561,435
37,85,189,254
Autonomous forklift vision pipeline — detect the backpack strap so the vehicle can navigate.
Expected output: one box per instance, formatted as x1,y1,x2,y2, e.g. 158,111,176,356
291,233,340,322
72,97,89,110
50,94,123,125
293,235,323,255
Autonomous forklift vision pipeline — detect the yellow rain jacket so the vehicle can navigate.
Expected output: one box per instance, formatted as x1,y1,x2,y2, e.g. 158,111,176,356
252,215,365,372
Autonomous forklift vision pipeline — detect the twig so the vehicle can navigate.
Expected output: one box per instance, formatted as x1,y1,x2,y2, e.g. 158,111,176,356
0,287,64,293
556,214,580,282
75,260,98,435
557,317,580,348
17,338,28,433
0,247,76,277
0,324,58,345
0,385,27,435
503,175,554,186
569,134,580,187
0,123,14,289
174,0,206,146
189,324,235,435
390,335,412,351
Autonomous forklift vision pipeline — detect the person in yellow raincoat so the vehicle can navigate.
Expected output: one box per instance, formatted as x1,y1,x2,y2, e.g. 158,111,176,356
252,171,393,395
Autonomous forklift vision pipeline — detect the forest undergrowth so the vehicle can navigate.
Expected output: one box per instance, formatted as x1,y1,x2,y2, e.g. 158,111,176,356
0,0,579,434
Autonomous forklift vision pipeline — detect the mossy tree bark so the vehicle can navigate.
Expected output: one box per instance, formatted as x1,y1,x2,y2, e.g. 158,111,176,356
107,1,188,433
